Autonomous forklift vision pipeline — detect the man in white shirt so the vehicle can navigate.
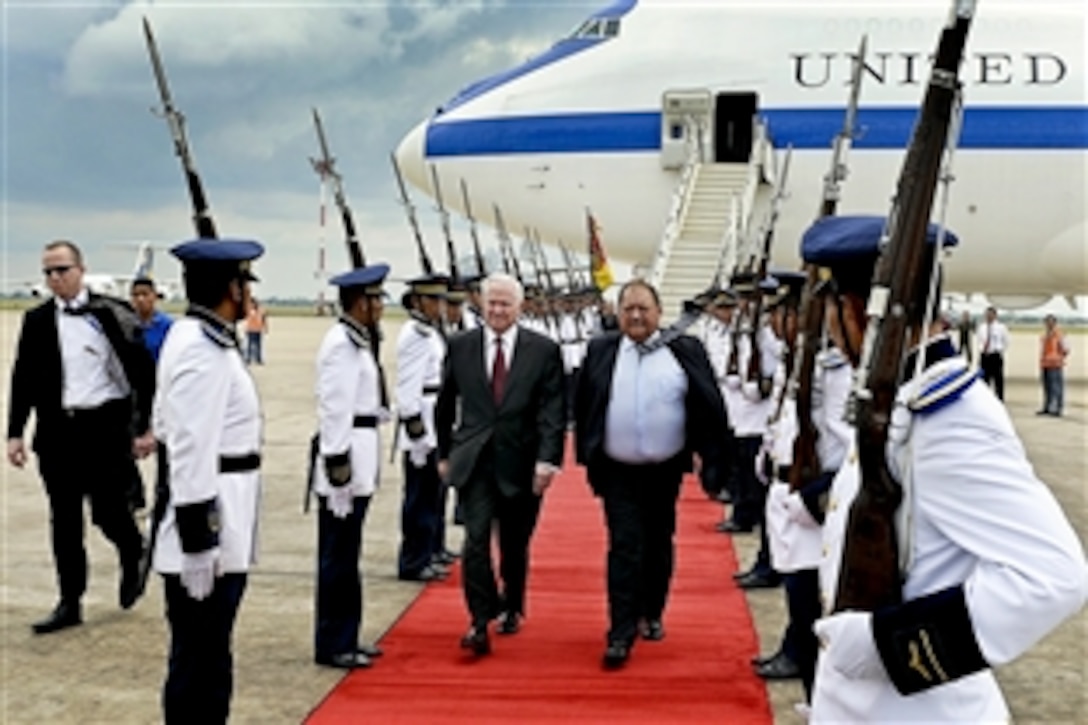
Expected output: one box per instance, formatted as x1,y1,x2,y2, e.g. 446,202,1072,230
976,305,1009,400
7,240,155,634
575,280,728,669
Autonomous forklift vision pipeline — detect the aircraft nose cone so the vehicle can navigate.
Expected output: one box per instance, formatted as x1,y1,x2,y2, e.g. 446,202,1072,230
394,118,429,193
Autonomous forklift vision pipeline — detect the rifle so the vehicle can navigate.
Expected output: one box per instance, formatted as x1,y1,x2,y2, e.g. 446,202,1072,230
391,152,434,275
460,179,488,276
143,17,216,240
430,164,460,284
834,1,975,613
788,35,867,490
139,17,219,595
528,229,565,333
745,147,793,396
493,205,522,282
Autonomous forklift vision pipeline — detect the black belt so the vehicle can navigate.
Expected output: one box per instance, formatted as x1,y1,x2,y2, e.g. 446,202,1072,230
61,397,128,419
219,453,261,473
777,465,792,483
353,415,379,428
423,385,440,395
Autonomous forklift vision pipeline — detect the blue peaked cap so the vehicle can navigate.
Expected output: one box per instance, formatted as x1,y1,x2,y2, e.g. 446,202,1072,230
329,263,390,290
800,215,958,265
171,238,264,281
171,238,265,263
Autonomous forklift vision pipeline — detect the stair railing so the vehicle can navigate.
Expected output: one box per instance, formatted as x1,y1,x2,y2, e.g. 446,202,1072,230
649,114,705,287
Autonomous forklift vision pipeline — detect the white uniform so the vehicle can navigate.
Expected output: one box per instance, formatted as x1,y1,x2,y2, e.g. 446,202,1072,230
311,317,385,499
395,316,445,454
559,312,582,374
765,349,853,573
152,314,263,574
812,339,1088,723
727,324,779,437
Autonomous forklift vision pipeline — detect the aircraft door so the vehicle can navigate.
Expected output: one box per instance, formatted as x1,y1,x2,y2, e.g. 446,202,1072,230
714,92,757,163
660,89,712,170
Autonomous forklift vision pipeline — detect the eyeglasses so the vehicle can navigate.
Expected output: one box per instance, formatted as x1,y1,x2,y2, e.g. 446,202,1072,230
42,265,75,277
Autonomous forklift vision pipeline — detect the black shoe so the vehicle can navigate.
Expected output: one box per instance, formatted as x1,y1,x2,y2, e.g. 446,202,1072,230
732,567,754,581
639,619,665,641
750,652,775,667
399,564,447,583
716,520,754,534
716,489,733,504
755,651,801,680
31,601,82,635
316,651,372,669
602,640,631,669
496,612,521,636
358,643,383,658
433,551,456,566
736,570,782,590
460,625,491,655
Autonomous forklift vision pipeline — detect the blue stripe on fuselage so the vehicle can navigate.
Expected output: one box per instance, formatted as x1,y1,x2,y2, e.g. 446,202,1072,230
425,107,1088,156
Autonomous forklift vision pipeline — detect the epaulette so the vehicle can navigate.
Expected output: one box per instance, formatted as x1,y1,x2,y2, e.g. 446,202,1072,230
907,357,978,415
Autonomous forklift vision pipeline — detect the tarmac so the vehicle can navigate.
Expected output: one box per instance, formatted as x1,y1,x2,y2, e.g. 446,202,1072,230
0,310,1084,724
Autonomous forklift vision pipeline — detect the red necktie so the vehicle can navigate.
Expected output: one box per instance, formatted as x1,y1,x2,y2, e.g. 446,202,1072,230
492,337,507,405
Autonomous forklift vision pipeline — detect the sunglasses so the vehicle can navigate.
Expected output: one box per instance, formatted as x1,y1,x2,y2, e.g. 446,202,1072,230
43,265,75,277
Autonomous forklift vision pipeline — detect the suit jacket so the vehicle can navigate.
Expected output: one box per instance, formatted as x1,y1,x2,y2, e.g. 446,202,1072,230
574,330,730,496
7,294,156,453
436,326,564,498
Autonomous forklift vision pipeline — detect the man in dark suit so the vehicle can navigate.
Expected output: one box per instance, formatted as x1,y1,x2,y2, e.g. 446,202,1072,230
436,272,565,656
6,240,155,633
575,279,729,669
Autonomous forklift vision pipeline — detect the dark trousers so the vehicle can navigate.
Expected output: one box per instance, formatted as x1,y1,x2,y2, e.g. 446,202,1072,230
398,450,442,577
599,457,683,645
162,572,247,725
730,435,763,529
434,478,450,558
127,457,146,511
245,332,263,365
980,352,1004,401
315,495,371,660
1042,367,1064,414
460,459,542,625
781,569,820,699
564,368,580,426
37,402,143,604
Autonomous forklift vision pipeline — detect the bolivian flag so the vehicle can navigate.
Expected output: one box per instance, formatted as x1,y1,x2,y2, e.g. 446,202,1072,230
587,209,614,290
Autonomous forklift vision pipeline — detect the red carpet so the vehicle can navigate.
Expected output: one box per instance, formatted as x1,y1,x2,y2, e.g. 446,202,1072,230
307,454,772,724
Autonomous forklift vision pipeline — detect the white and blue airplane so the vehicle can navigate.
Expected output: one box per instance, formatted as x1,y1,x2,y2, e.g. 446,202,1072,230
395,0,1086,309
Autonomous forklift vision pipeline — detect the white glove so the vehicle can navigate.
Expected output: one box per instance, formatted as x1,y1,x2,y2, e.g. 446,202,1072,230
781,491,819,528
724,374,742,391
742,380,761,402
327,486,355,519
408,443,429,468
180,548,220,601
813,611,886,680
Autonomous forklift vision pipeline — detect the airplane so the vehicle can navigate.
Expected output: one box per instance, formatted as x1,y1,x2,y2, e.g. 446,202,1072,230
21,241,181,301
395,0,1087,310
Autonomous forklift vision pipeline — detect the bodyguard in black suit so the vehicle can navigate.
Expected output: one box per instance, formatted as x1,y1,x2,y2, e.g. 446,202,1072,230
6,241,155,633
436,273,565,656
575,280,729,669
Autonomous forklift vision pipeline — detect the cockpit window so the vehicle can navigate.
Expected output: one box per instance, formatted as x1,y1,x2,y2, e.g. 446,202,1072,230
568,17,620,40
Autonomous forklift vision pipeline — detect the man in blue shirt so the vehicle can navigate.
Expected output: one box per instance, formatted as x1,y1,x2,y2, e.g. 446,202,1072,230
130,277,173,362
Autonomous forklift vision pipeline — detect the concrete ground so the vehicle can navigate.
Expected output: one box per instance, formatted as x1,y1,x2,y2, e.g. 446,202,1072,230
0,311,1084,724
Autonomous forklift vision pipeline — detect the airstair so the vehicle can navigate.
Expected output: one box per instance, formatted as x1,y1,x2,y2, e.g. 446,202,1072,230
650,119,777,321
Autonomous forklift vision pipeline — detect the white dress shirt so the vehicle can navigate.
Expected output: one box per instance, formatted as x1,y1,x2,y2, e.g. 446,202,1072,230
56,288,130,409
976,319,1009,355
604,333,688,464
484,324,519,377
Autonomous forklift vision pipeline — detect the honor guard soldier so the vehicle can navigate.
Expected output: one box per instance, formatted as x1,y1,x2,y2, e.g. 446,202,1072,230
444,279,468,335
803,218,1088,723
151,238,265,725
310,263,391,669
396,273,450,582
460,274,485,331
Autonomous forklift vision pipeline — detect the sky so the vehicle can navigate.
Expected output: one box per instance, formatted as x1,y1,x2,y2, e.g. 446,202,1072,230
1,0,604,299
